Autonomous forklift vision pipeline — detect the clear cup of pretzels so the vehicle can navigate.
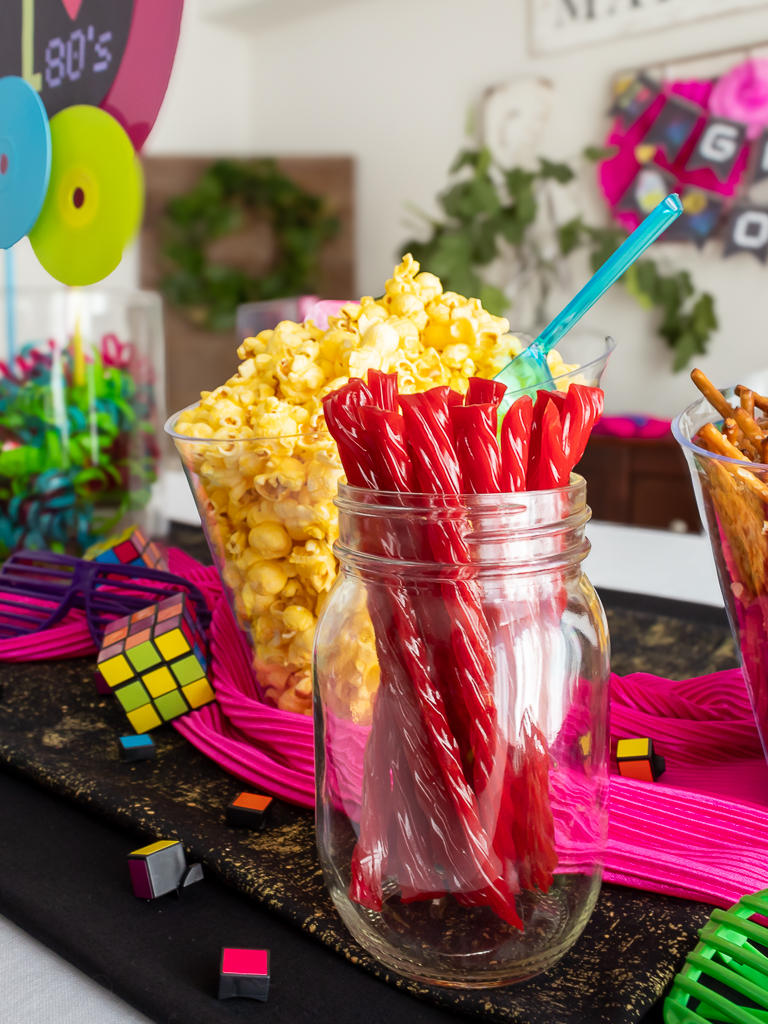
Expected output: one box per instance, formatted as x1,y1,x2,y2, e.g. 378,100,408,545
673,369,768,766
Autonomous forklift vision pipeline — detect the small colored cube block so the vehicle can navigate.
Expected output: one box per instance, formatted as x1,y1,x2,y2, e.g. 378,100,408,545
85,525,168,572
616,737,666,782
218,948,270,1001
118,734,156,763
128,840,187,898
226,792,273,831
128,839,203,898
97,593,214,731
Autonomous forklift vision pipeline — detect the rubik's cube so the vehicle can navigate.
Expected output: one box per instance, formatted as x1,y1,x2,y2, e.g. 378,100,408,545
97,593,215,733
616,737,666,783
85,525,167,572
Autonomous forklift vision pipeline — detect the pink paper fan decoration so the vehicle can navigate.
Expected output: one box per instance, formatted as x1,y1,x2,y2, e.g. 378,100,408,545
710,58,768,140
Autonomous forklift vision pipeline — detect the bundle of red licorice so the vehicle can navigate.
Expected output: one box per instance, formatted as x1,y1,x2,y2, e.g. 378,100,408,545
322,372,604,930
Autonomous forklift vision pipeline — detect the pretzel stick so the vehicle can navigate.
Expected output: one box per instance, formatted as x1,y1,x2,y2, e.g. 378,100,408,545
723,418,739,447
724,418,759,460
734,407,766,450
737,385,768,415
691,369,737,421
741,388,756,418
697,423,768,502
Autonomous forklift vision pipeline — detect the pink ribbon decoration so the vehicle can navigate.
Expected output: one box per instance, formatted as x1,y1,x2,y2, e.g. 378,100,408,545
2,548,767,907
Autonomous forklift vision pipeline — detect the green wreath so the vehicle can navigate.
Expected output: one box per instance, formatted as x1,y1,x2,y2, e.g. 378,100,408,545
160,159,340,332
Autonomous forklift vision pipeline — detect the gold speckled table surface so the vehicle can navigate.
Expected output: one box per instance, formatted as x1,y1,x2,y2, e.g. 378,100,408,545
0,590,738,1023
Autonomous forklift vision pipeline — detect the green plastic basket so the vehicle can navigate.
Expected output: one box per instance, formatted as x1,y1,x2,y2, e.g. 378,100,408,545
665,889,768,1023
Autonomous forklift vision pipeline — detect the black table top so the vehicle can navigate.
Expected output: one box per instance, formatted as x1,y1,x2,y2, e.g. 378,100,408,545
0,535,738,1024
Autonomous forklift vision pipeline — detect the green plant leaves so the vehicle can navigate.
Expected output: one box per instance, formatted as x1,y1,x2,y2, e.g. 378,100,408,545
404,144,719,371
538,158,574,183
584,145,618,162
160,159,339,333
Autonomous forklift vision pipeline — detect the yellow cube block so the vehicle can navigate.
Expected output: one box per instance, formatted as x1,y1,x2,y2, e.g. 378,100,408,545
142,666,177,698
155,628,191,661
181,677,216,709
126,704,163,733
99,654,134,687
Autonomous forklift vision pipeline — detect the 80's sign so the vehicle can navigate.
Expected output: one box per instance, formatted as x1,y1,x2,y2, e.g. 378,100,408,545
0,0,134,118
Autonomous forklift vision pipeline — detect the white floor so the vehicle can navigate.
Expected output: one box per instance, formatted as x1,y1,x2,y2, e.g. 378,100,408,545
1,475,725,1024
0,916,151,1024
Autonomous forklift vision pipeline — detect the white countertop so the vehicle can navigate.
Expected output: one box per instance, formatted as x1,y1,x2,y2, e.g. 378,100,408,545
160,469,726,608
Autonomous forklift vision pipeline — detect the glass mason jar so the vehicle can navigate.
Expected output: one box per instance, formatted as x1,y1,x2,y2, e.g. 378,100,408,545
674,392,768,766
313,477,610,988
0,286,165,556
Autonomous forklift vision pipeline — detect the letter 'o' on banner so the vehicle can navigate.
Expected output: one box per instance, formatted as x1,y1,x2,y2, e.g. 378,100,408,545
725,206,768,262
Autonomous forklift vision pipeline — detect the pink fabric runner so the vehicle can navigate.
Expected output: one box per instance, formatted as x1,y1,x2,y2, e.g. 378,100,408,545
2,547,766,908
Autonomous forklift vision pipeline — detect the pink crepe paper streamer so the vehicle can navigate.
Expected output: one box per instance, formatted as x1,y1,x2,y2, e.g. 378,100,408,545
172,590,314,808
302,299,357,332
710,59,768,141
591,415,672,439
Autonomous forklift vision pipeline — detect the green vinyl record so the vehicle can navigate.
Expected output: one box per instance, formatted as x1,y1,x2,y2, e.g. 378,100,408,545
28,103,142,286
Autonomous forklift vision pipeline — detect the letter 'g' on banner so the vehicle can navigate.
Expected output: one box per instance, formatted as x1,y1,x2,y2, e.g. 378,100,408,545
687,117,746,182
725,207,768,262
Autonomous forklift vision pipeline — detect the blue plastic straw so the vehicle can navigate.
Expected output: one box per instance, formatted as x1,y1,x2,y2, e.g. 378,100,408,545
495,194,684,400
4,248,16,368
536,194,684,353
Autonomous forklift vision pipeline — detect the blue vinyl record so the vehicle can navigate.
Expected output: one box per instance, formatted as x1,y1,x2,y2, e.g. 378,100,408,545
0,76,52,250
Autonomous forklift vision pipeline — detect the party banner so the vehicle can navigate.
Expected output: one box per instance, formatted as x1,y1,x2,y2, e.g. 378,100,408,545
599,58,768,260
686,117,747,182
724,205,768,261
642,95,701,162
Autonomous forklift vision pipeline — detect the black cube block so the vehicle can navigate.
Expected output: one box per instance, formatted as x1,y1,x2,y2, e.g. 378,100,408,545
118,734,156,763
219,948,270,1001
225,792,273,830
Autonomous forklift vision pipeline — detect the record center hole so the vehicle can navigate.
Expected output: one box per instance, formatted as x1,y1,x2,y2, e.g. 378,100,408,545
72,187,85,209
0,154,8,175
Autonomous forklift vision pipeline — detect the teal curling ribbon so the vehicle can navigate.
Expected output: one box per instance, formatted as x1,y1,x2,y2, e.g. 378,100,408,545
0,336,159,558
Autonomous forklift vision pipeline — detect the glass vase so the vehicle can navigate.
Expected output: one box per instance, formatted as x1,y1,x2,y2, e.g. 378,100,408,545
0,286,165,557
166,414,341,716
674,393,768,766
313,478,611,987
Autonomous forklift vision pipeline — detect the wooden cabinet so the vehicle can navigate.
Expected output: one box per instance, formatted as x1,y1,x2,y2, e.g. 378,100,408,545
575,434,701,532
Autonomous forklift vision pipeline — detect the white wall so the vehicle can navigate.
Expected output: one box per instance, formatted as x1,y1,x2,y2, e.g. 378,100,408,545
16,0,768,417
236,0,768,417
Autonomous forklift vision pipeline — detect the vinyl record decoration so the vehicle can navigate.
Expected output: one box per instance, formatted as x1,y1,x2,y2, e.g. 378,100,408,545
599,58,768,261
0,0,183,284
0,76,51,249
28,104,142,285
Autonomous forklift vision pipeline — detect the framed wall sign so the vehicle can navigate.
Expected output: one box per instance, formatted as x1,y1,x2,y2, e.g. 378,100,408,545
531,0,768,55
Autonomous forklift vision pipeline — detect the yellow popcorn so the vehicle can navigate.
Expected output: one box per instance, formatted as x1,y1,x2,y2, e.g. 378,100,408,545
174,255,581,719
